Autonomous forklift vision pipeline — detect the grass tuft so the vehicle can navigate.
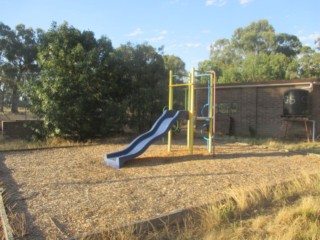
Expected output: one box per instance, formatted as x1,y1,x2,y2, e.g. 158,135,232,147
0,136,94,151
0,187,27,239
202,173,320,240
238,136,320,154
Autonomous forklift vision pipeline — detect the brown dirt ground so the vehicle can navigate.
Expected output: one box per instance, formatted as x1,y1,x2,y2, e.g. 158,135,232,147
0,138,319,239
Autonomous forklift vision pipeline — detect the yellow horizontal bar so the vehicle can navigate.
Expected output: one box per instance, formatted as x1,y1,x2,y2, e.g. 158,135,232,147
195,117,214,120
169,83,192,87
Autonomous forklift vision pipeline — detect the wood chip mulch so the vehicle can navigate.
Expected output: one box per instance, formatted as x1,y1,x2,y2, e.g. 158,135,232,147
0,139,319,239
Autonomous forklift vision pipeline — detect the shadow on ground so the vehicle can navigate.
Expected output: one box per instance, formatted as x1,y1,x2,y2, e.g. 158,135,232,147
126,150,305,168
0,154,49,239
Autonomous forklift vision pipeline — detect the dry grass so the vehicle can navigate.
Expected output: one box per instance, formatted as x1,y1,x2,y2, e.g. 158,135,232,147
0,137,95,151
0,215,3,240
232,136,320,154
0,187,27,239
200,173,320,240
6,207,27,238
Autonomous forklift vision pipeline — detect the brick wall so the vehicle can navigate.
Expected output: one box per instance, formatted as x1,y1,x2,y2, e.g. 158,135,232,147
195,79,320,139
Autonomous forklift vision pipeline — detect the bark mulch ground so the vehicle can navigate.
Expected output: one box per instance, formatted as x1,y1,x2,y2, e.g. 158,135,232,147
0,139,319,239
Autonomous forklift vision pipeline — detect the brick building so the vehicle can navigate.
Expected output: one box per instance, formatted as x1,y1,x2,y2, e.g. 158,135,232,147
195,78,320,140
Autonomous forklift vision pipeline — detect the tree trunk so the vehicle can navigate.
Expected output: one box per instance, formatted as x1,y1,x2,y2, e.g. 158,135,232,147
11,85,19,113
0,91,4,112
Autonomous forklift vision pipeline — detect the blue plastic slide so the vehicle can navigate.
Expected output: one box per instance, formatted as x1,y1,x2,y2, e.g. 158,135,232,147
104,110,188,168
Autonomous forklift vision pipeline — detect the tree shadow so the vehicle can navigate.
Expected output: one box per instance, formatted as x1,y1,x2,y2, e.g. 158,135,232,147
0,154,58,239
125,150,305,168
214,150,304,160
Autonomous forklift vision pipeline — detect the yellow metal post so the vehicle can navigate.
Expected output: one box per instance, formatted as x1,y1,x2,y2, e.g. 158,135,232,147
168,70,173,152
212,71,216,156
187,68,194,154
208,73,213,154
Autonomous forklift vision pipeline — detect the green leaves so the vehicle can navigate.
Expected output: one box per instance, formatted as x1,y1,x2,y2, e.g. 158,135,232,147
29,22,121,140
202,19,319,83
27,23,171,139
0,22,40,112
113,43,167,133
232,19,276,55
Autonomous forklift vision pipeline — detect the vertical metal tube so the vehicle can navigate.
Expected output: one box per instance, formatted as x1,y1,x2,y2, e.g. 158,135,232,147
206,70,216,156
187,68,194,154
168,70,173,151
208,73,213,154
212,71,216,156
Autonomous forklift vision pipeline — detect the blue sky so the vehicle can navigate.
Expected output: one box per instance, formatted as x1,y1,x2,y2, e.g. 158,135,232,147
1,0,319,70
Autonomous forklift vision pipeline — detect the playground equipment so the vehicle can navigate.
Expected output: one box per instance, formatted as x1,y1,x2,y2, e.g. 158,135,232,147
199,72,217,151
104,68,216,168
162,106,181,133
104,110,188,168
167,68,216,154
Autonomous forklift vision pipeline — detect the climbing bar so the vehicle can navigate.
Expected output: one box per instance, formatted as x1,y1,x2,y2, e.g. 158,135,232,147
195,116,214,120
169,83,191,87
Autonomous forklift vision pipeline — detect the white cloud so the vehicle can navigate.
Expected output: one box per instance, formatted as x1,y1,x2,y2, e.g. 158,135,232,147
128,28,143,37
299,32,320,43
239,0,253,5
147,36,165,43
165,41,202,50
146,29,168,43
185,42,202,48
205,0,227,7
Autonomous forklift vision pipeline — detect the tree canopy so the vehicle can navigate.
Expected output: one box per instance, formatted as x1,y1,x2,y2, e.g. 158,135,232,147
0,22,41,112
23,22,178,139
232,19,276,55
28,22,122,139
112,43,167,133
200,19,320,83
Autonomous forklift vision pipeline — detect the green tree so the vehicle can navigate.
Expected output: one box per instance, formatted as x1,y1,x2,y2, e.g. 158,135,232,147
201,19,317,83
163,54,187,81
241,52,287,81
114,43,167,132
198,38,243,83
316,38,320,50
209,38,238,66
29,22,122,140
0,22,40,112
297,46,320,78
275,33,302,57
163,55,187,109
231,19,276,55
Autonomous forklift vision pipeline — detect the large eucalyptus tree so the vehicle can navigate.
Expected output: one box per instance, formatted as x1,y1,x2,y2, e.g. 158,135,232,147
0,22,40,112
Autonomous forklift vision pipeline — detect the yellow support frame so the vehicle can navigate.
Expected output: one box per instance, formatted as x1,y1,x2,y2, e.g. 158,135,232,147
208,73,213,154
187,68,194,154
168,70,173,151
168,68,216,156
168,70,194,154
